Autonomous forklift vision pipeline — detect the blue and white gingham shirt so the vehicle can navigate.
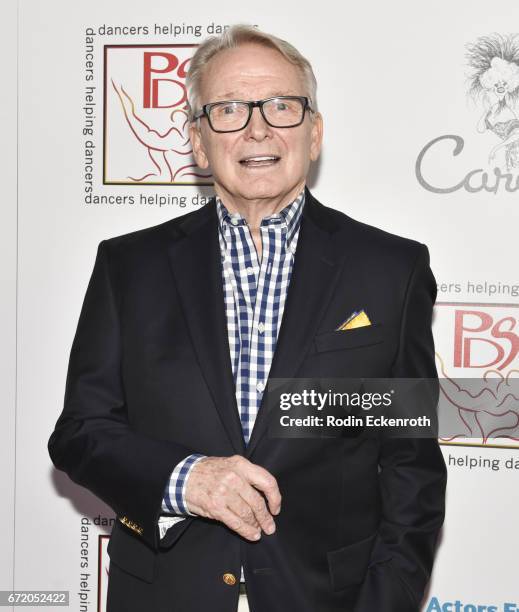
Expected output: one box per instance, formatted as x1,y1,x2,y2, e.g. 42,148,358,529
160,189,305,542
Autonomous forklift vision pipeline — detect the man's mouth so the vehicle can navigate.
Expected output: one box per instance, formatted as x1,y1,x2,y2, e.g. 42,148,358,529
239,155,281,167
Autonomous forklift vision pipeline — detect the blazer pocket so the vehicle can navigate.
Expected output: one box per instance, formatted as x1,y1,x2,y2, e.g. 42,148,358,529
314,323,386,353
107,519,157,583
327,531,377,591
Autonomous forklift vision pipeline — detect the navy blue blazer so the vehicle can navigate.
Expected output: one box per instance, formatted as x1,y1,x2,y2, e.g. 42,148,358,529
48,187,446,612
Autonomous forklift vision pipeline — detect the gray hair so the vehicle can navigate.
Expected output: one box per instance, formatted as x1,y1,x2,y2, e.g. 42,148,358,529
185,24,318,121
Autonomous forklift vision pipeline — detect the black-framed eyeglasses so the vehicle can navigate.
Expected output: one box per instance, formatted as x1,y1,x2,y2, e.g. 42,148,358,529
192,96,314,133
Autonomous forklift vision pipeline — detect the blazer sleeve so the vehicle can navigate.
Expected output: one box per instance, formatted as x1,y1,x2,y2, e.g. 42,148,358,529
353,244,447,612
48,240,199,551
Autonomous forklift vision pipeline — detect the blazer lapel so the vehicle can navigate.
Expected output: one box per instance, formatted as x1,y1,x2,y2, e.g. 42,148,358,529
166,201,246,455
246,188,347,458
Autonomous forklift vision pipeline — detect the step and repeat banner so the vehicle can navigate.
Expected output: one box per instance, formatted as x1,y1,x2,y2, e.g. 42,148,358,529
7,0,519,610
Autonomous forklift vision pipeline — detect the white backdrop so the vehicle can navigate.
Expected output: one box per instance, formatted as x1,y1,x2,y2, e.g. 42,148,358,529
1,0,18,599
5,0,519,610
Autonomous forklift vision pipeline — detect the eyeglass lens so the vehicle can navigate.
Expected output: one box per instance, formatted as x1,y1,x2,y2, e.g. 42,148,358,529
208,98,305,131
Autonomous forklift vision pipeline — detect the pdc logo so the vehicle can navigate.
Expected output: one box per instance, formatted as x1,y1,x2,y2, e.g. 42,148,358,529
433,303,519,447
453,308,519,371
104,45,212,185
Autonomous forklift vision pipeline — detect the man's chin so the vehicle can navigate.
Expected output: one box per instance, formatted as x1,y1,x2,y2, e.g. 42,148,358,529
215,177,303,206
240,178,299,199
220,182,283,202
237,189,290,204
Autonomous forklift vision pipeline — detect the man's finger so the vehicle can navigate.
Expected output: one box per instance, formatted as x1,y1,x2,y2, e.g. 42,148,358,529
217,506,262,542
237,482,277,534
236,461,282,516
224,489,261,530
215,466,275,533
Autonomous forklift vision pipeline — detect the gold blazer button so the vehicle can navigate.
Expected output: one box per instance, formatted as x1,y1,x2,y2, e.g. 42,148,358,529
222,573,237,586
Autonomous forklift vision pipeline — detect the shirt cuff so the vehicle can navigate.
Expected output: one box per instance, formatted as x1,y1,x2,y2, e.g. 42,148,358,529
161,453,207,516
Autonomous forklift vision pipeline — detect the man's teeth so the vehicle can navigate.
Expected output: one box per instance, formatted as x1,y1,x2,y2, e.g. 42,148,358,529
241,156,279,163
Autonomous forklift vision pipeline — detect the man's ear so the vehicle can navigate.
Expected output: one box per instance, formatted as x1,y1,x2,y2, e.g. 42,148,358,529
310,112,323,162
189,122,209,169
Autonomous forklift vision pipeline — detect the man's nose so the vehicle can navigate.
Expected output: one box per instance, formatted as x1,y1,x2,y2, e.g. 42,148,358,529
244,106,272,139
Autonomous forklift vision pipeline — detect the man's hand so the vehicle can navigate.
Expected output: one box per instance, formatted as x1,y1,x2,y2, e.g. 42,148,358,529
184,455,281,541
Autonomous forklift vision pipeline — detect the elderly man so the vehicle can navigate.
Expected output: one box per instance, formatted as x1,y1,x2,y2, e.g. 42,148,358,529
48,25,446,612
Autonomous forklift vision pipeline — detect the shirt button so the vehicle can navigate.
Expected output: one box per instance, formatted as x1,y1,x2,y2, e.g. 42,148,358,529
230,217,240,226
258,322,265,333
246,267,254,275
256,381,265,393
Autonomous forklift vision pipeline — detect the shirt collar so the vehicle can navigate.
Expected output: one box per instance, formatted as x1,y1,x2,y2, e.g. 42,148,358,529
216,188,305,249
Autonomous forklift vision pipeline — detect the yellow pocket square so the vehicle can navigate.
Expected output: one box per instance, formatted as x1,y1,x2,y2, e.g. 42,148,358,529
336,309,372,331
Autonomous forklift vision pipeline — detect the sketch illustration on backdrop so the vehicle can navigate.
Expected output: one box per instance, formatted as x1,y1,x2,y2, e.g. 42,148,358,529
466,33,519,171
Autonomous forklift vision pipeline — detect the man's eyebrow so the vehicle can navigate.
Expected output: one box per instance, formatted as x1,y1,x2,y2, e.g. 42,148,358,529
213,90,300,101
214,92,239,100
266,90,299,97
